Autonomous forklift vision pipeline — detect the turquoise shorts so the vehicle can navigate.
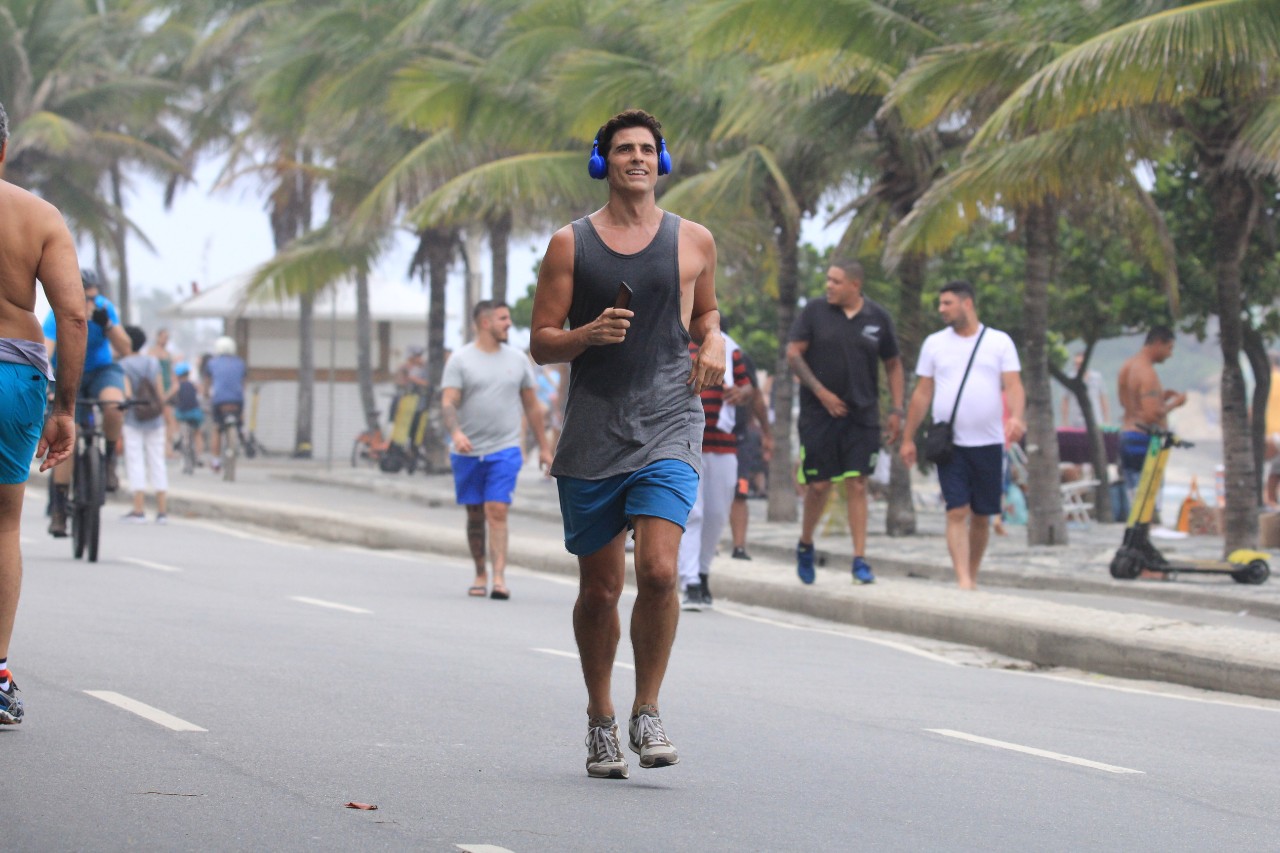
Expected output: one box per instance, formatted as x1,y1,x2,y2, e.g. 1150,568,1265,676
0,362,48,484
556,459,699,557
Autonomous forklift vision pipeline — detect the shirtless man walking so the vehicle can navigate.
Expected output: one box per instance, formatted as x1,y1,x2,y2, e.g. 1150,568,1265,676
0,101,88,723
1117,326,1186,511
531,109,724,779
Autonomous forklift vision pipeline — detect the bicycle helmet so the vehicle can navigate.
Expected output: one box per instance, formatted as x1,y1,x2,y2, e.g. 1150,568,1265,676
81,268,102,291
213,336,237,356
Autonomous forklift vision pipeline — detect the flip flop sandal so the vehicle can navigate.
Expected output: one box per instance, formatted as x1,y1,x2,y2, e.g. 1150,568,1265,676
467,585,487,597
490,588,510,600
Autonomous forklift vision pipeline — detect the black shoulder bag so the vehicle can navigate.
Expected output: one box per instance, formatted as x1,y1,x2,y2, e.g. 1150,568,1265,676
924,326,986,465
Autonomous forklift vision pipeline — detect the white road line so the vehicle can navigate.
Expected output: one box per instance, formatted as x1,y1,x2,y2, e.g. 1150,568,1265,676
182,519,312,548
1017,671,1280,714
716,605,961,666
290,596,372,615
119,557,182,573
83,691,207,732
456,845,516,853
532,647,635,670
926,729,1144,775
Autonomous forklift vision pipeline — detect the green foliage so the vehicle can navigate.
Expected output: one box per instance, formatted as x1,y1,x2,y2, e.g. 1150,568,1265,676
718,243,830,371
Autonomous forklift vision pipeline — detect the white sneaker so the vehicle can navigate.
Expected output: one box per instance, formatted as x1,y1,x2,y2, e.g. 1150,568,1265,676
628,705,679,768
155,513,168,525
121,512,147,524
585,716,629,779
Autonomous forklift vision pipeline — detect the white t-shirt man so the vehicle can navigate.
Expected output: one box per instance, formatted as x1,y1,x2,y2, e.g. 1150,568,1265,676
916,325,1020,447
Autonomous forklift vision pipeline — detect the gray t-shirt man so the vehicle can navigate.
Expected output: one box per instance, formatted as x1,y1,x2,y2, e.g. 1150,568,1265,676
440,343,538,456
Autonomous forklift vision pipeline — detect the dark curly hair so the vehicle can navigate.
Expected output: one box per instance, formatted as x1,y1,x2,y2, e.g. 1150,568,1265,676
0,100,8,144
597,109,664,158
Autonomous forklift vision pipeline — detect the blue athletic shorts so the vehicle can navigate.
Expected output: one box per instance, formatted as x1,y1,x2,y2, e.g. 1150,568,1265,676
556,459,699,557
76,362,125,424
451,446,523,506
175,407,204,426
0,362,48,484
937,444,1003,517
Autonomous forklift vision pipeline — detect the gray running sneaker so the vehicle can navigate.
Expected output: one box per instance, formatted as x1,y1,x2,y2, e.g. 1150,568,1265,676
680,583,704,612
585,716,629,779
628,705,679,768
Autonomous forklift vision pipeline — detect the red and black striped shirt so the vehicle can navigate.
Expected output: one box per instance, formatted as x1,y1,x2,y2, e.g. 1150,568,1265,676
689,343,752,454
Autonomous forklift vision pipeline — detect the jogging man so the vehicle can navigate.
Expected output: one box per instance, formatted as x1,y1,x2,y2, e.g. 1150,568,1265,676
44,267,131,534
0,100,88,722
901,280,1025,590
531,109,724,779
203,335,245,472
788,259,904,585
441,300,551,600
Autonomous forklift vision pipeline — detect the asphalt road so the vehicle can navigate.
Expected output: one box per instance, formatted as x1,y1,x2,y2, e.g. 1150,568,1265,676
8,499,1280,852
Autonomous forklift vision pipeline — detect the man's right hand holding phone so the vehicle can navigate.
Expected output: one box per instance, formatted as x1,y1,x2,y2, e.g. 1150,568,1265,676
584,281,633,347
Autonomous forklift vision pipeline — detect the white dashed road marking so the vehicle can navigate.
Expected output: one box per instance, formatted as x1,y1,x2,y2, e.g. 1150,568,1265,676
926,729,1144,774
83,691,207,732
290,596,372,615
456,845,516,853
119,557,182,573
532,647,634,670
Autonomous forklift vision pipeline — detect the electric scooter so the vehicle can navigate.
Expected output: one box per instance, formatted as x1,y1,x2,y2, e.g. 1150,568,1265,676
1110,427,1269,584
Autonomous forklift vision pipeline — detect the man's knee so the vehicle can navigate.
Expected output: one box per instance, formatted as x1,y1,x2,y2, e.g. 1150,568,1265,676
484,502,509,524
946,506,971,523
579,567,624,611
807,480,833,499
845,476,866,496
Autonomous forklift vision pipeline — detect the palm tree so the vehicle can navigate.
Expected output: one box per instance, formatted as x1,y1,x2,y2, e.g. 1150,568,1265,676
960,0,1280,551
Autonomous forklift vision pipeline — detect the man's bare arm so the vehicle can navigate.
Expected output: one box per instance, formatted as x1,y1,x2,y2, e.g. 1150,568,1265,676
34,206,86,470
1002,371,1026,443
785,341,828,397
520,386,553,466
685,225,724,392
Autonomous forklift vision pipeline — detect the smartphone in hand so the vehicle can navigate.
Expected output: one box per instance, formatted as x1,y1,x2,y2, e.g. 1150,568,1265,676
614,281,633,310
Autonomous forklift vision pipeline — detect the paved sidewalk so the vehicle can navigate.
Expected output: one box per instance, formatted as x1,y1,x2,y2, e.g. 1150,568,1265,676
154,457,1280,701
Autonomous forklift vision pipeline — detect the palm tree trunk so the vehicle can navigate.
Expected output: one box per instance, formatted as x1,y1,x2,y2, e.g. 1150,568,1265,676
109,162,131,324
887,251,925,536
355,268,377,435
488,210,512,305
767,200,800,523
1021,202,1068,545
1207,166,1260,551
294,289,314,457
421,227,455,472
1049,351,1113,523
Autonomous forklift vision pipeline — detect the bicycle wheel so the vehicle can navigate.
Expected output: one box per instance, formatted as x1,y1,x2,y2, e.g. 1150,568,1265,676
84,444,103,563
71,450,87,559
182,423,197,474
221,422,238,482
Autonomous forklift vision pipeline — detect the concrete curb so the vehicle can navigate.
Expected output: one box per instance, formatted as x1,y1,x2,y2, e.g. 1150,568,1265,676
168,489,1280,702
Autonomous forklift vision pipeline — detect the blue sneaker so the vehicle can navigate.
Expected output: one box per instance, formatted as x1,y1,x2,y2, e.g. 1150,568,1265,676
852,556,876,585
0,677,23,724
796,541,816,584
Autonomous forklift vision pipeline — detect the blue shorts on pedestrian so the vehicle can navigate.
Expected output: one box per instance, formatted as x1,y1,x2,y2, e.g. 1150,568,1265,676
451,446,523,506
557,459,699,557
937,444,1003,517
0,362,48,484
175,406,203,426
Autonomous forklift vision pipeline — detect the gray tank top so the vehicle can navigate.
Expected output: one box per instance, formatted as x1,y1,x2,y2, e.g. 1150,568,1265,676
551,211,702,480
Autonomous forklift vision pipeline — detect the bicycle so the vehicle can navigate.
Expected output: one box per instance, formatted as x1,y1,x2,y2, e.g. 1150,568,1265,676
68,397,130,563
179,417,199,474
213,402,244,482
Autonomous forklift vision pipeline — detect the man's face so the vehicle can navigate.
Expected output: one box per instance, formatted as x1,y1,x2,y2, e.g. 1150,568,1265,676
607,126,660,190
84,287,99,307
938,291,969,327
1153,339,1174,363
481,308,512,343
824,266,860,307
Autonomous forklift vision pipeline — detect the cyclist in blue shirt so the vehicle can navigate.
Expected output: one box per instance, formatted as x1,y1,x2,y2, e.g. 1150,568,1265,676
42,269,130,536
202,336,246,471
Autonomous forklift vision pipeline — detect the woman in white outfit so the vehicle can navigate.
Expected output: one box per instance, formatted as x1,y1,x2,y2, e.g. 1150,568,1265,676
119,326,169,523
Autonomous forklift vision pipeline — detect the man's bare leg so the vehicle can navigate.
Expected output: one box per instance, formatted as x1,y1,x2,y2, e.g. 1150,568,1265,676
575,530,627,719
844,476,868,556
465,504,486,589
730,497,748,550
799,480,833,545
629,516,681,715
945,506,976,589
485,501,509,593
0,484,24,662
968,514,991,586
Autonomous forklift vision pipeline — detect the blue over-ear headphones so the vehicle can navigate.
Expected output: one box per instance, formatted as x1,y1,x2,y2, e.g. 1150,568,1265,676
588,131,672,179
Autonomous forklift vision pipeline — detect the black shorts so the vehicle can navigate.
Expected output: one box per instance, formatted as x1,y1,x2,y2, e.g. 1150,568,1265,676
797,419,880,484
937,444,1003,516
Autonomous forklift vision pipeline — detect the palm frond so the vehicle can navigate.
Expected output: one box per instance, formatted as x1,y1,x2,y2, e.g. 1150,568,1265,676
406,152,600,229
1229,94,1280,178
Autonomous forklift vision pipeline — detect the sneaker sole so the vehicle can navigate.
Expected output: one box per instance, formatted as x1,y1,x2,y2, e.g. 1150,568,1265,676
0,711,22,724
681,602,705,612
629,742,679,768
587,764,629,779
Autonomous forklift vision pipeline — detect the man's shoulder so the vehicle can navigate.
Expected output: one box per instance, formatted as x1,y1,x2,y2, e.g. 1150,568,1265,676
863,297,894,323
0,180,59,220
676,215,715,251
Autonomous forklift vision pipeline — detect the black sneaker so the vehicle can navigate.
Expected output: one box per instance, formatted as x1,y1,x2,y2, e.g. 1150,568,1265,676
681,583,705,612
699,575,714,609
0,678,23,724
731,547,751,560
48,508,67,538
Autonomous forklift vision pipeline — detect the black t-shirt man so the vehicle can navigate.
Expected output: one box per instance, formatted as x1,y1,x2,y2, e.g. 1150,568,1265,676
789,296,900,432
